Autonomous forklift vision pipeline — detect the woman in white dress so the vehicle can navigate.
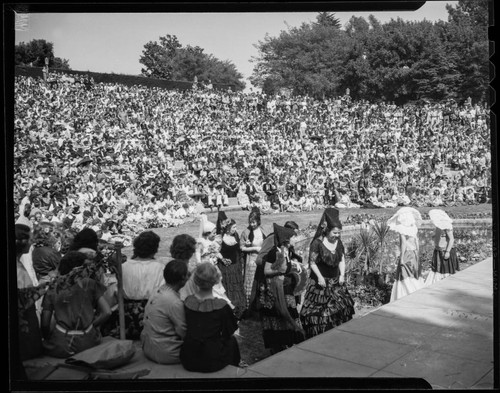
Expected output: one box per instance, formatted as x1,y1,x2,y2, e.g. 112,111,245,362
387,207,425,302
179,214,233,308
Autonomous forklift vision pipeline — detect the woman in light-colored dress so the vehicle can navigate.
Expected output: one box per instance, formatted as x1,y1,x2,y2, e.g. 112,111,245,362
180,214,233,308
387,207,425,302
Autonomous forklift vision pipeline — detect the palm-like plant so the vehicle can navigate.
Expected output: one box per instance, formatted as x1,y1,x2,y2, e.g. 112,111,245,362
372,220,390,275
355,226,379,275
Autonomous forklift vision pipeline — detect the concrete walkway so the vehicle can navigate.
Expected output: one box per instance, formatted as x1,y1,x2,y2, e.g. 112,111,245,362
240,257,495,389
22,258,495,389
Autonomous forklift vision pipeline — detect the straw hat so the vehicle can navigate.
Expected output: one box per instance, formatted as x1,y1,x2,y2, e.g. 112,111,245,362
428,209,453,230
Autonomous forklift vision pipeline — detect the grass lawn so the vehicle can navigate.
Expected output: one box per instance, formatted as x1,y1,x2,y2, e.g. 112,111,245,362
119,203,492,366
120,203,493,259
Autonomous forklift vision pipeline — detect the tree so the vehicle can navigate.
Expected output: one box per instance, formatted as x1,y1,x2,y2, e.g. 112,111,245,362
250,19,347,98
15,39,71,69
315,12,342,29
444,0,489,103
139,35,181,79
139,35,245,90
251,6,489,104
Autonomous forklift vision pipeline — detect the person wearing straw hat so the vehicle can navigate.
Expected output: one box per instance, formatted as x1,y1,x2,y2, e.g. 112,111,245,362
424,209,459,286
256,223,306,354
299,208,355,339
387,207,425,302
179,214,233,309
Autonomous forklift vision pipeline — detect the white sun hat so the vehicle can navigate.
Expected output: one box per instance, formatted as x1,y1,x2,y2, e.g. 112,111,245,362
428,209,453,230
387,207,422,238
199,214,216,237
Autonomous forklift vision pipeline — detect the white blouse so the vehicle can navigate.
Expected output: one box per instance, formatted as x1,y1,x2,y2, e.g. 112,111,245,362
121,258,166,300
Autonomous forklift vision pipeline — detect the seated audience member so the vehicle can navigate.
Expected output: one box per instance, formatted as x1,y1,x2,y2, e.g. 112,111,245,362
430,188,444,207
394,186,411,206
16,224,44,361
180,262,241,372
464,187,477,205
31,224,62,283
141,260,189,364
41,251,112,358
68,227,100,262
102,231,166,339
170,233,197,265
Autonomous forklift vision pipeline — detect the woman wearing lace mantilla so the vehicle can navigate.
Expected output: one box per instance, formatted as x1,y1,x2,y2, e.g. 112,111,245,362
299,208,355,339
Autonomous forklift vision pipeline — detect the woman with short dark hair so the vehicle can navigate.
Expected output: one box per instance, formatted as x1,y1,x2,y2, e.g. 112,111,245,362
169,233,197,264
141,260,189,364
102,230,166,340
40,251,112,358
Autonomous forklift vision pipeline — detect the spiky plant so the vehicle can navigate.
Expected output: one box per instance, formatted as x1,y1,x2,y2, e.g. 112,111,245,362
355,226,379,275
372,220,390,275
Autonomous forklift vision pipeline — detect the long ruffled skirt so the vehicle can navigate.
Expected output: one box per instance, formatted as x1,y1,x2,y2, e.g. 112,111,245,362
390,250,424,302
424,248,459,287
299,276,355,339
257,276,305,349
218,261,246,319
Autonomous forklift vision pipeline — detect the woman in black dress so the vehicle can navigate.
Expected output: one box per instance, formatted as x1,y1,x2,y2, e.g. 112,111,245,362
424,209,460,286
180,262,241,373
216,211,246,319
256,223,306,354
299,208,355,339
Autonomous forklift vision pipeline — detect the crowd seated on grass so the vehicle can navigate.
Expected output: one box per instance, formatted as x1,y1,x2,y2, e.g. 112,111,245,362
13,72,491,242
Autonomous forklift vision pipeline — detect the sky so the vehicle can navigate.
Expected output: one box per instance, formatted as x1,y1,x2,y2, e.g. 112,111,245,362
14,2,459,92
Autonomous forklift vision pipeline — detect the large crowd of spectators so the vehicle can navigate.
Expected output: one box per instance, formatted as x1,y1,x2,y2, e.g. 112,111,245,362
13,72,491,242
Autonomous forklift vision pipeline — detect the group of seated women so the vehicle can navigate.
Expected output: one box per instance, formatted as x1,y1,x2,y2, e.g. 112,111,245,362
16,224,241,373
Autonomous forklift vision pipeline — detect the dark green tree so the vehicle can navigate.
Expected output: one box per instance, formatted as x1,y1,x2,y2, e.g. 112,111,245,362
250,19,347,98
140,35,245,90
444,0,490,103
315,12,342,29
15,39,71,69
139,35,182,79
250,6,489,104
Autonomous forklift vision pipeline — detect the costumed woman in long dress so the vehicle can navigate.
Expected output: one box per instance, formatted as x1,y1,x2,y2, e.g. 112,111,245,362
180,214,233,309
256,223,307,354
240,207,266,314
299,208,355,339
424,209,459,286
215,211,246,319
387,207,425,302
